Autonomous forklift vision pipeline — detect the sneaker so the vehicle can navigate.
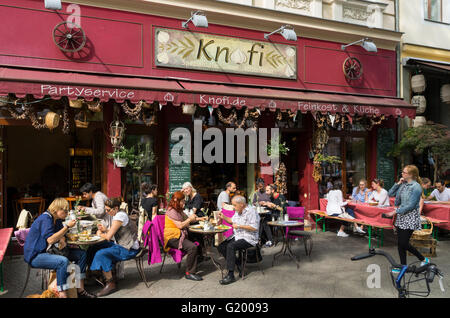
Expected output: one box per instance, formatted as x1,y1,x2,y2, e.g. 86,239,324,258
340,212,355,220
355,226,366,234
264,241,273,247
337,231,349,237
420,257,430,267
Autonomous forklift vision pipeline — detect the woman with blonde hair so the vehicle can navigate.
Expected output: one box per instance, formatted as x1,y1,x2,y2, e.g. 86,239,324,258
182,182,206,218
386,165,429,271
23,198,96,298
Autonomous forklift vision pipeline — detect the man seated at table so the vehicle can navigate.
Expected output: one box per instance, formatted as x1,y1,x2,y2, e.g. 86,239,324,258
217,182,237,210
421,178,433,198
426,180,450,204
217,195,260,285
78,183,111,228
251,178,270,205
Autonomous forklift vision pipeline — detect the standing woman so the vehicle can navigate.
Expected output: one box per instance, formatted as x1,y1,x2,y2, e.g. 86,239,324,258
164,191,203,281
386,165,429,270
141,183,158,220
23,198,96,298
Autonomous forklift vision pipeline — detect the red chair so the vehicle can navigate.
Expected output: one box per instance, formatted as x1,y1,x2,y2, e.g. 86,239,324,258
286,207,313,257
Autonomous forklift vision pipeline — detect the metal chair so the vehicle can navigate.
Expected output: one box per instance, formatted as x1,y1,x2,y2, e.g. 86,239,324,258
286,207,313,257
19,266,51,298
134,247,151,288
238,245,264,280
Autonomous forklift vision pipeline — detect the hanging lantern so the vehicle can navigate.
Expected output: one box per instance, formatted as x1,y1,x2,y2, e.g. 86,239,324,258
413,116,426,127
441,84,450,104
182,103,196,115
411,74,426,93
45,111,60,130
110,120,125,148
69,98,84,109
411,95,427,114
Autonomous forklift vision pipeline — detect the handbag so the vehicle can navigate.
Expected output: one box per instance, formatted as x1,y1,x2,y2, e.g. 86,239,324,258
46,243,70,258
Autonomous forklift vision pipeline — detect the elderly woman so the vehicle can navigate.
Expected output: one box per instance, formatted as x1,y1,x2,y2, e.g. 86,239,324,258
386,165,429,270
182,182,207,218
366,179,390,206
90,197,140,297
350,179,371,203
23,198,96,298
164,191,203,281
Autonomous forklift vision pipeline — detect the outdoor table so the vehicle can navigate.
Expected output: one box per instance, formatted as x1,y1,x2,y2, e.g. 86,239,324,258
67,236,106,246
188,226,230,279
422,203,450,238
267,220,304,269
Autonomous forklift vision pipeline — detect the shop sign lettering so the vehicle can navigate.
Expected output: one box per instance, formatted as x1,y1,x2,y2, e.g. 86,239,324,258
155,28,297,79
298,102,381,116
199,95,246,106
41,84,135,99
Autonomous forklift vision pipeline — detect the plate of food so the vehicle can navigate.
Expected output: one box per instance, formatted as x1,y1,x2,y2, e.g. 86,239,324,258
190,225,203,229
78,235,101,242
215,224,231,230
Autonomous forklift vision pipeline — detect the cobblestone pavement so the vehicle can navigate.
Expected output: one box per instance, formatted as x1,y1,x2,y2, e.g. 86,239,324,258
2,228,450,298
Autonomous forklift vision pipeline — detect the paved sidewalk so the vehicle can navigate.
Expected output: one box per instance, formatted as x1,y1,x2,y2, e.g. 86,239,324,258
2,229,450,298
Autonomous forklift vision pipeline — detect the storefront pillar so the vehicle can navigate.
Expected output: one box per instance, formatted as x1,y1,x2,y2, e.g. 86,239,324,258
104,103,121,198
298,114,319,211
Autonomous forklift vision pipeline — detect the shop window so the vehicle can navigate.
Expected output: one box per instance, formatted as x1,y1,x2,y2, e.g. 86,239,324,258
345,137,366,196
123,135,156,208
425,0,445,22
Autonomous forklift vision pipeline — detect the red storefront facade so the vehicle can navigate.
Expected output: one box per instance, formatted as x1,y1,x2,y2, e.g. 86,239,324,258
0,0,414,227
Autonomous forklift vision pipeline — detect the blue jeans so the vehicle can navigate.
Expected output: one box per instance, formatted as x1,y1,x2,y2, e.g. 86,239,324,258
90,242,139,272
30,248,87,292
86,240,114,266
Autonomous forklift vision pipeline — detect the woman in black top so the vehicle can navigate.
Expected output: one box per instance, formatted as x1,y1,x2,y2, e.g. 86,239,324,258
141,183,158,219
182,182,207,218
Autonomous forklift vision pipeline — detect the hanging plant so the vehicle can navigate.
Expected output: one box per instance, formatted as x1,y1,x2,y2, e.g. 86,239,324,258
267,136,290,156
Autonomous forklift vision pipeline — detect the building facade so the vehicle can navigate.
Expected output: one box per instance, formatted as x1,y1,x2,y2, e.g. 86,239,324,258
0,0,414,228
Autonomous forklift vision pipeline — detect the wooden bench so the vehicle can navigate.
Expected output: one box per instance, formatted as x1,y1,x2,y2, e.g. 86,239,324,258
307,210,393,248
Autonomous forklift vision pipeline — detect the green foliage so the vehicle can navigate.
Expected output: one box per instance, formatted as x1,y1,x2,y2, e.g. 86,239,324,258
388,123,450,159
314,153,342,164
267,137,290,156
107,146,155,171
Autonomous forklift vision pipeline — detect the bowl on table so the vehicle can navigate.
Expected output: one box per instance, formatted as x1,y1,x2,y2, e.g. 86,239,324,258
368,202,378,206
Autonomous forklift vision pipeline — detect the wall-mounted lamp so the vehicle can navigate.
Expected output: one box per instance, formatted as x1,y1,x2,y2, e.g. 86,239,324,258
44,0,62,10
182,11,208,28
264,25,297,41
341,38,377,53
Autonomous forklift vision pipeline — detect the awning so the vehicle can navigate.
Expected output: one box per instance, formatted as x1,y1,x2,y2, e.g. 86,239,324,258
404,58,450,73
0,66,416,118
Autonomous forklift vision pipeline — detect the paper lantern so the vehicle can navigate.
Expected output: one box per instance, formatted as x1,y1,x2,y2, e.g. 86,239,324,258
182,104,196,115
45,112,60,130
411,95,426,114
441,84,450,104
411,74,426,93
413,116,426,127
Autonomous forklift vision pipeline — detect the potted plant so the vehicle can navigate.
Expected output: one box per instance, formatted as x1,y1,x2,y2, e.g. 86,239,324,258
107,146,136,168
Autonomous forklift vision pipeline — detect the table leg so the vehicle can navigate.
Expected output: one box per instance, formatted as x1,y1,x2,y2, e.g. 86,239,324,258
272,228,300,269
203,234,225,279
381,229,384,247
368,226,372,249
0,262,4,293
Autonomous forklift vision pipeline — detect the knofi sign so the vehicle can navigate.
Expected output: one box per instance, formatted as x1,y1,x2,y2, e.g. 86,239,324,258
155,28,297,79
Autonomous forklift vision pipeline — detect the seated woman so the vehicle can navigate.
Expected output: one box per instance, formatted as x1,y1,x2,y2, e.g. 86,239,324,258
366,179,390,206
164,191,203,281
326,182,365,236
182,182,207,219
350,179,370,203
90,197,140,297
23,198,95,298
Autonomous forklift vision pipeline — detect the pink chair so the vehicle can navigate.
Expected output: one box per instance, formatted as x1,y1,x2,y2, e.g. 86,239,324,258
221,208,235,238
154,215,198,273
286,207,313,257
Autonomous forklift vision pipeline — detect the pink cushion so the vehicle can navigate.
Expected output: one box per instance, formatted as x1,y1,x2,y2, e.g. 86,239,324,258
286,207,305,238
221,208,235,238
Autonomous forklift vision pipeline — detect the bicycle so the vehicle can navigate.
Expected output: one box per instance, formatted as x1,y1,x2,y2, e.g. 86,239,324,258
351,248,445,298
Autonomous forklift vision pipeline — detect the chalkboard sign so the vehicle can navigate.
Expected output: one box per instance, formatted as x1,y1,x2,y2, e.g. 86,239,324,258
376,128,395,191
70,156,93,193
169,125,191,193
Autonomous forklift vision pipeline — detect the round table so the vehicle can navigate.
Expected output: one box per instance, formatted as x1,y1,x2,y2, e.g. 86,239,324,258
268,221,304,269
188,226,230,279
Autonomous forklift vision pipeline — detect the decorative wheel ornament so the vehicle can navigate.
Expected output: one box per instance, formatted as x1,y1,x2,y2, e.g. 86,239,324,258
52,21,86,52
343,57,363,80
